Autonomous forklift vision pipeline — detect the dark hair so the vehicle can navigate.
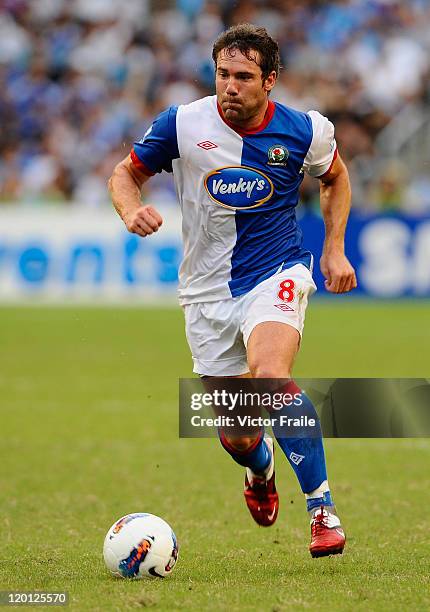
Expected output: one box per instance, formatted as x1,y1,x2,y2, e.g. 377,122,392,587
212,23,280,80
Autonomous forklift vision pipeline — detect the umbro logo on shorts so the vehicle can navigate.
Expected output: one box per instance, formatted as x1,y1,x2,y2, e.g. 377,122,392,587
197,141,218,150
274,303,294,312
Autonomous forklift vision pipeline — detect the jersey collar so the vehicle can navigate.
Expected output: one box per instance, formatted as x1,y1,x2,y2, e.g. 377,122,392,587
216,99,276,137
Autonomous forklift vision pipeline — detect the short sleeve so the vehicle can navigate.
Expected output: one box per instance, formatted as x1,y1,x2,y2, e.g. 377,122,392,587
131,106,179,175
302,110,337,178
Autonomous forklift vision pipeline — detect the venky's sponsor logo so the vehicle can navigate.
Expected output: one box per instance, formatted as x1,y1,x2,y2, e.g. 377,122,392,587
204,166,274,210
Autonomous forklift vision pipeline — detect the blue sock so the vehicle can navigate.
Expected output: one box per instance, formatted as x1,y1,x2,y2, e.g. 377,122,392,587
306,490,334,513
271,384,328,494
219,430,271,475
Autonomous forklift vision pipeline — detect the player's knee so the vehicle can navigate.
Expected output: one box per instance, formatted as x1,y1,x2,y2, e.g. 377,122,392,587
249,360,291,379
222,434,260,453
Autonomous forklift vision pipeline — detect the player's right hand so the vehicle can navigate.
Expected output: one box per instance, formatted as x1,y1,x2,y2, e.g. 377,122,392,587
124,205,163,237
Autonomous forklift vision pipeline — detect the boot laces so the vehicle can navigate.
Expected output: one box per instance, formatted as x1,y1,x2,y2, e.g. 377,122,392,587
246,474,275,495
311,505,329,536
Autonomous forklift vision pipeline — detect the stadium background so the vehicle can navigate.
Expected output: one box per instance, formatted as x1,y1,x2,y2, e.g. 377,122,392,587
1,0,430,299
1,1,430,610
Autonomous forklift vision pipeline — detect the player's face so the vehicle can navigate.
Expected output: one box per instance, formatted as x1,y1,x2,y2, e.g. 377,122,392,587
215,48,276,126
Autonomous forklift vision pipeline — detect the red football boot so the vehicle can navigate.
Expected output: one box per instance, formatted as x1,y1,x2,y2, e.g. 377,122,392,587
309,505,346,558
243,437,279,527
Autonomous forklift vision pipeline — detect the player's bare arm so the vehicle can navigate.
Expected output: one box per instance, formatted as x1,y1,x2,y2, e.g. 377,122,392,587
108,155,163,238
319,154,357,294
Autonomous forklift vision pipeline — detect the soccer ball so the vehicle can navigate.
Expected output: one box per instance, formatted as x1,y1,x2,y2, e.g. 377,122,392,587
103,513,179,579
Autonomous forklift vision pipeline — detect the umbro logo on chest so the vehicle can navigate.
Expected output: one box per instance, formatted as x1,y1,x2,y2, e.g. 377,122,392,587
197,141,218,150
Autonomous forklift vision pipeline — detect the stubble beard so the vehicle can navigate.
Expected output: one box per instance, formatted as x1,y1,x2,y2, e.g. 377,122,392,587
222,99,260,127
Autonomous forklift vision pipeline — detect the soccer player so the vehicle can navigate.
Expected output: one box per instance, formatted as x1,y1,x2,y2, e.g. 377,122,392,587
108,24,357,557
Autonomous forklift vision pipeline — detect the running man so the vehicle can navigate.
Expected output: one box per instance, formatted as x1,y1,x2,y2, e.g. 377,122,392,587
108,23,357,557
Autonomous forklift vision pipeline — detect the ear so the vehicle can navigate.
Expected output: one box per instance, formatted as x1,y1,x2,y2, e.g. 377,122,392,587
263,70,277,93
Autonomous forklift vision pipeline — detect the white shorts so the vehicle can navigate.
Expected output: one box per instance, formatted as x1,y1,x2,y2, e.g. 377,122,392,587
183,264,317,376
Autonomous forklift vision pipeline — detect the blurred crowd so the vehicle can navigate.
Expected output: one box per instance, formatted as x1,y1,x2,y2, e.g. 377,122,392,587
1,0,430,212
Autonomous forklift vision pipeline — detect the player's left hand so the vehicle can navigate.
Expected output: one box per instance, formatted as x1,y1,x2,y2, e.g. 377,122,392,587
320,251,357,293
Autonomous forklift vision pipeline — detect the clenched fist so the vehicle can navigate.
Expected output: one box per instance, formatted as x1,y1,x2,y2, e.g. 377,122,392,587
124,205,163,238
320,251,357,294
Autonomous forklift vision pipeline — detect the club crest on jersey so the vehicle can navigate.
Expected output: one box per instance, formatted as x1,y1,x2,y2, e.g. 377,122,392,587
204,166,274,210
267,144,289,166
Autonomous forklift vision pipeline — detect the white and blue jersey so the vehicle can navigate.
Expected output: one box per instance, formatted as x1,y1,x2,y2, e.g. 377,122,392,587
131,95,337,305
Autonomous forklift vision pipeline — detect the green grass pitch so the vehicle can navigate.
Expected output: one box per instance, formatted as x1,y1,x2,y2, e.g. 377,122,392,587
1,302,430,611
